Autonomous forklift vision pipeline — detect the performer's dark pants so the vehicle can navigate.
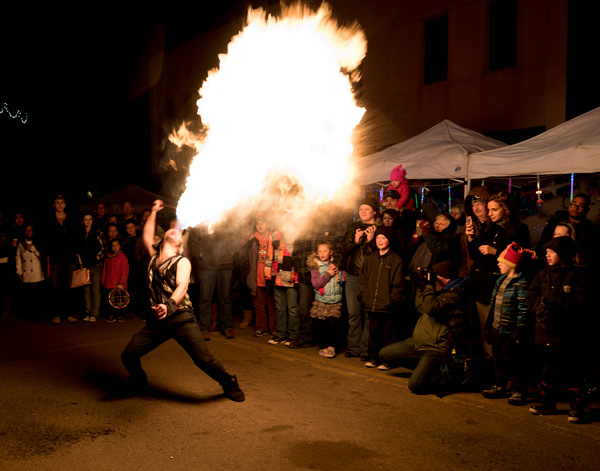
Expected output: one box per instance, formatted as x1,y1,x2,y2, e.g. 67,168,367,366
121,311,232,386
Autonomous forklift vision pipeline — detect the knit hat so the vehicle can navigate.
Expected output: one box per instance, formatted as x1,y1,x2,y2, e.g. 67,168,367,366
384,189,401,200
432,261,456,280
543,236,577,264
498,242,535,269
375,226,395,243
390,164,407,183
357,198,379,214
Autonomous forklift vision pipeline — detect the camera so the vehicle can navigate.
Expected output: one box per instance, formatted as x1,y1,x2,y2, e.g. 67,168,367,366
408,268,437,284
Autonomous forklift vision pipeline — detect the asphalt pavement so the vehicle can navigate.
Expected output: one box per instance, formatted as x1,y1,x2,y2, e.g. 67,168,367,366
1,314,599,471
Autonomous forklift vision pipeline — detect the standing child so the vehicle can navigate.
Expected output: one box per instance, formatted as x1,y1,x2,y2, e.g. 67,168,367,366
385,164,410,210
481,242,535,406
101,239,129,323
526,236,591,423
307,241,344,358
243,214,277,337
358,226,405,368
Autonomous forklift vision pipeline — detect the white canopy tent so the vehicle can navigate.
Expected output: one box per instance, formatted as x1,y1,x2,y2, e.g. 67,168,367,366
351,120,506,186
468,106,600,179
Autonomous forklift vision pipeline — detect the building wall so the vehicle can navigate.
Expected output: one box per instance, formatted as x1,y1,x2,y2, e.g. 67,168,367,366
149,0,570,168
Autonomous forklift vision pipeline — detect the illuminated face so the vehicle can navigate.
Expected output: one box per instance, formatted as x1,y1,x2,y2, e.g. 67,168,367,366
384,197,398,210
123,202,134,216
450,207,463,220
108,216,118,225
255,220,268,234
14,213,24,226
498,260,512,275
567,197,587,220
126,222,137,236
107,226,119,240
111,240,121,253
317,244,333,262
390,180,400,188
376,234,390,251
487,201,505,223
83,215,93,228
546,248,563,267
434,215,451,233
53,199,66,212
165,228,182,246
553,226,571,238
471,202,487,220
382,213,395,227
96,204,106,217
358,204,376,223
25,225,33,239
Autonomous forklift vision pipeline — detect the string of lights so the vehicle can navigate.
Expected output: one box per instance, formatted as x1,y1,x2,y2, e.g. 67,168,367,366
1,102,28,124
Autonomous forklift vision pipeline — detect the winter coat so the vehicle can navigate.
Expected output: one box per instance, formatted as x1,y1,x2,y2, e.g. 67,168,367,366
307,253,343,304
357,249,404,313
101,252,129,290
77,227,107,268
525,264,589,347
340,220,380,276
413,283,464,354
485,273,531,338
272,236,296,288
15,241,45,283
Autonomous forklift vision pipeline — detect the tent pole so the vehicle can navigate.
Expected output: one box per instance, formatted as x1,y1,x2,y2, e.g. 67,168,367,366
464,179,471,198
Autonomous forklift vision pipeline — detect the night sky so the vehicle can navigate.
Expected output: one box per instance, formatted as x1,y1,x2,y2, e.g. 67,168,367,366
1,3,261,218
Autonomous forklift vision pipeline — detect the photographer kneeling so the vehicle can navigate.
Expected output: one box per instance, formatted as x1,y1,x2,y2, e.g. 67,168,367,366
378,261,469,395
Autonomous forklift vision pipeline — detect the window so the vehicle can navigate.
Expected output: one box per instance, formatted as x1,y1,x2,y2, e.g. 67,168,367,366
489,0,518,71
424,15,448,84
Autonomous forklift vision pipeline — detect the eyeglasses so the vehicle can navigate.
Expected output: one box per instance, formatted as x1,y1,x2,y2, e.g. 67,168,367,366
569,202,586,209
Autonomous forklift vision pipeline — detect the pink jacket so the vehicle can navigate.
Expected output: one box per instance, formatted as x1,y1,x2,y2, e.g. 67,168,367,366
101,252,129,289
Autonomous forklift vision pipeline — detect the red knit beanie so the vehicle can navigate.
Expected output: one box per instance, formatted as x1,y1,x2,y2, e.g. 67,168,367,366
498,242,534,269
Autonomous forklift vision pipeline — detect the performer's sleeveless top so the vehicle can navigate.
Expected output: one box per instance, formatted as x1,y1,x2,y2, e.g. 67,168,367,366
148,253,193,314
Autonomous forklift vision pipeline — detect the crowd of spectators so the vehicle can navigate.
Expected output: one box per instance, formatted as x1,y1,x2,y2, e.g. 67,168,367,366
1,183,599,423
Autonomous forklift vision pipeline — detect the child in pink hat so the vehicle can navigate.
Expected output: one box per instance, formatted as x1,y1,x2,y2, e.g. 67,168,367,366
385,164,410,210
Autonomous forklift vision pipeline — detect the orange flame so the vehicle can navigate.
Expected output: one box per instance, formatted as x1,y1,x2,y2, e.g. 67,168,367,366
175,2,366,234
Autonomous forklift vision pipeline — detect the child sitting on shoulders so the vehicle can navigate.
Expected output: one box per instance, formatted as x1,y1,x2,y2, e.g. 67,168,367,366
307,240,345,358
386,164,410,210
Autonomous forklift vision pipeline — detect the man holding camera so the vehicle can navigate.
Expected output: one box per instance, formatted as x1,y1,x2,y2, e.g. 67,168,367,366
378,261,468,395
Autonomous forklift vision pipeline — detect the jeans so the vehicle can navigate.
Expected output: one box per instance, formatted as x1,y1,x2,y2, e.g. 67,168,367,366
49,262,74,319
345,274,369,356
121,314,232,386
198,269,233,331
379,338,444,394
297,282,315,343
273,286,299,340
83,262,103,318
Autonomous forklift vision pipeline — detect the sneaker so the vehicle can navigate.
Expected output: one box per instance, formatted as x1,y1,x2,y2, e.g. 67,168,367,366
66,316,78,324
254,330,268,337
529,403,557,415
508,392,526,406
568,409,590,424
284,339,292,346
222,375,245,402
51,316,61,325
378,363,391,371
89,316,97,322
106,316,116,323
288,339,313,349
318,348,328,357
268,335,287,345
83,315,91,322
365,360,378,368
481,386,508,399
117,317,125,323
325,347,336,358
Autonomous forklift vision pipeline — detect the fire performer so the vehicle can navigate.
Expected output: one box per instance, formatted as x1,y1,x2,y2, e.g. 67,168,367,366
121,200,245,402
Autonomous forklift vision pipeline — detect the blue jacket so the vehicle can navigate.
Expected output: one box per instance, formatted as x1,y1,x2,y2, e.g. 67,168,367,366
307,253,343,304
485,273,530,336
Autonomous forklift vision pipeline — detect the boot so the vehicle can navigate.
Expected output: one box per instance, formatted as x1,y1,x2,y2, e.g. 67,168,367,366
209,303,219,332
239,310,254,329
529,381,557,415
568,388,590,424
